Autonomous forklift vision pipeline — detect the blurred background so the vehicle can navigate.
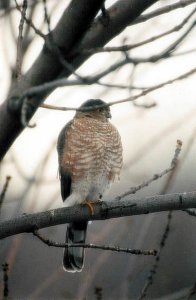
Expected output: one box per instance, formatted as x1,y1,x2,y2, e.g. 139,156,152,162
0,0,196,299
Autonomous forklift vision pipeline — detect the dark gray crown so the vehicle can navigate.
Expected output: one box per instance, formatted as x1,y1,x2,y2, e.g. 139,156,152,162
79,99,107,110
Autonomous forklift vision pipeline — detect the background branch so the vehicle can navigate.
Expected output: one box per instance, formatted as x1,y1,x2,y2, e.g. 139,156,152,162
39,66,196,111
133,0,196,24
33,230,157,256
0,176,11,214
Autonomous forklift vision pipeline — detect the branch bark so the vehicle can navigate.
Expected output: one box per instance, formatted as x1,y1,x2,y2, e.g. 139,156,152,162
0,0,158,161
1,191,196,239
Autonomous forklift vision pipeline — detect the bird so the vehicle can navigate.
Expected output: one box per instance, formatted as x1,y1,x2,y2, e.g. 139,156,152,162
57,99,123,272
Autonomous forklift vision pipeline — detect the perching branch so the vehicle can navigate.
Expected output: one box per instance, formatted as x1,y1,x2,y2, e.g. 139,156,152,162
1,190,196,240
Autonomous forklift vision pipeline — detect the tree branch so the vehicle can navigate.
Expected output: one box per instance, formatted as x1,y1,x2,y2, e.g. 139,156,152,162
116,139,182,200
82,7,196,54
1,263,9,299
1,191,196,239
15,0,27,79
39,66,196,111
0,176,11,214
138,211,173,299
133,0,196,25
128,19,196,64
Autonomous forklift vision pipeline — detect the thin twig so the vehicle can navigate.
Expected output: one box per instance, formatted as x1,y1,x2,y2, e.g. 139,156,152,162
0,176,11,213
186,282,196,300
138,211,173,300
94,82,147,90
108,67,196,108
126,19,196,64
183,209,196,217
133,0,196,25
33,230,157,256
116,140,182,200
132,100,156,109
137,135,185,299
2,263,9,299
15,0,84,81
164,127,196,194
94,287,103,300
14,0,45,38
173,47,196,56
0,0,45,18
42,0,51,33
15,0,27,79
84,8,196,54
36,66,196,111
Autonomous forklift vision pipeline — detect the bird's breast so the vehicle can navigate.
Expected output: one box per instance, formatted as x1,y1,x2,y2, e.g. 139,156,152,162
61,117,122,183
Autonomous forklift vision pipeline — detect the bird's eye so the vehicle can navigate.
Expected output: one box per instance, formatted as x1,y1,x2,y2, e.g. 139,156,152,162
98,108,103,112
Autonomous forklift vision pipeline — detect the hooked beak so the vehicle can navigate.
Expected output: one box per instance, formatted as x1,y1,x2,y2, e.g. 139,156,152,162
106,110,112,119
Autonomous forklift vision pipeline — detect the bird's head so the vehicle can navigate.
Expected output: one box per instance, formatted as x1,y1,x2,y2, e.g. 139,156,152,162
76,99,111,121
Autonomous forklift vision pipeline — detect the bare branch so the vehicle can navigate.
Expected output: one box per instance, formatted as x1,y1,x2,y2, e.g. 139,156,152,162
83,8,196,54
22,57,133,99
133,0,196,25
0,176,11,213
15,0,45,38
138,211,173,300
186,282,196,300
39,66,196,112
33,230,157,256
173,47,196,56
42,0,51,33
15,0,27,79
15,0,84,81
116,140,182,200
138,128,191,298
1,191,196,239
108,67,196,107
2,263,9,299
183,209,196,217
131,21,196,64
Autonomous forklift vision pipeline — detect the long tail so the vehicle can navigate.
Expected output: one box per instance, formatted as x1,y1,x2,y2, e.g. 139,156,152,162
63,221,88,272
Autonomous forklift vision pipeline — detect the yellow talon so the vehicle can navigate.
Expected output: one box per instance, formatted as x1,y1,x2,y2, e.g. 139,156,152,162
82,200,95,215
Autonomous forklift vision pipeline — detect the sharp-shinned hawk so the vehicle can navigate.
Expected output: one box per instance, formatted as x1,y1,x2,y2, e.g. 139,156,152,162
57,99,123,272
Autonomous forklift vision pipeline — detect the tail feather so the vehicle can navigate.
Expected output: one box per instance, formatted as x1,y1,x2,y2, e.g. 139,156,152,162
63,221,88,272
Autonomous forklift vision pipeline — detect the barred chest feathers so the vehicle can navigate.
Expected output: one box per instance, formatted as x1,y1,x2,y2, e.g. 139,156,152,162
61,116,122,201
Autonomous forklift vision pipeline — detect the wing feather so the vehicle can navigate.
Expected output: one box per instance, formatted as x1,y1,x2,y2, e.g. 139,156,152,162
57,121,72,201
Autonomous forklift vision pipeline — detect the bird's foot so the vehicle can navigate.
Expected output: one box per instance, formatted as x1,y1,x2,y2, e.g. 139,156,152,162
81,200,100,215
